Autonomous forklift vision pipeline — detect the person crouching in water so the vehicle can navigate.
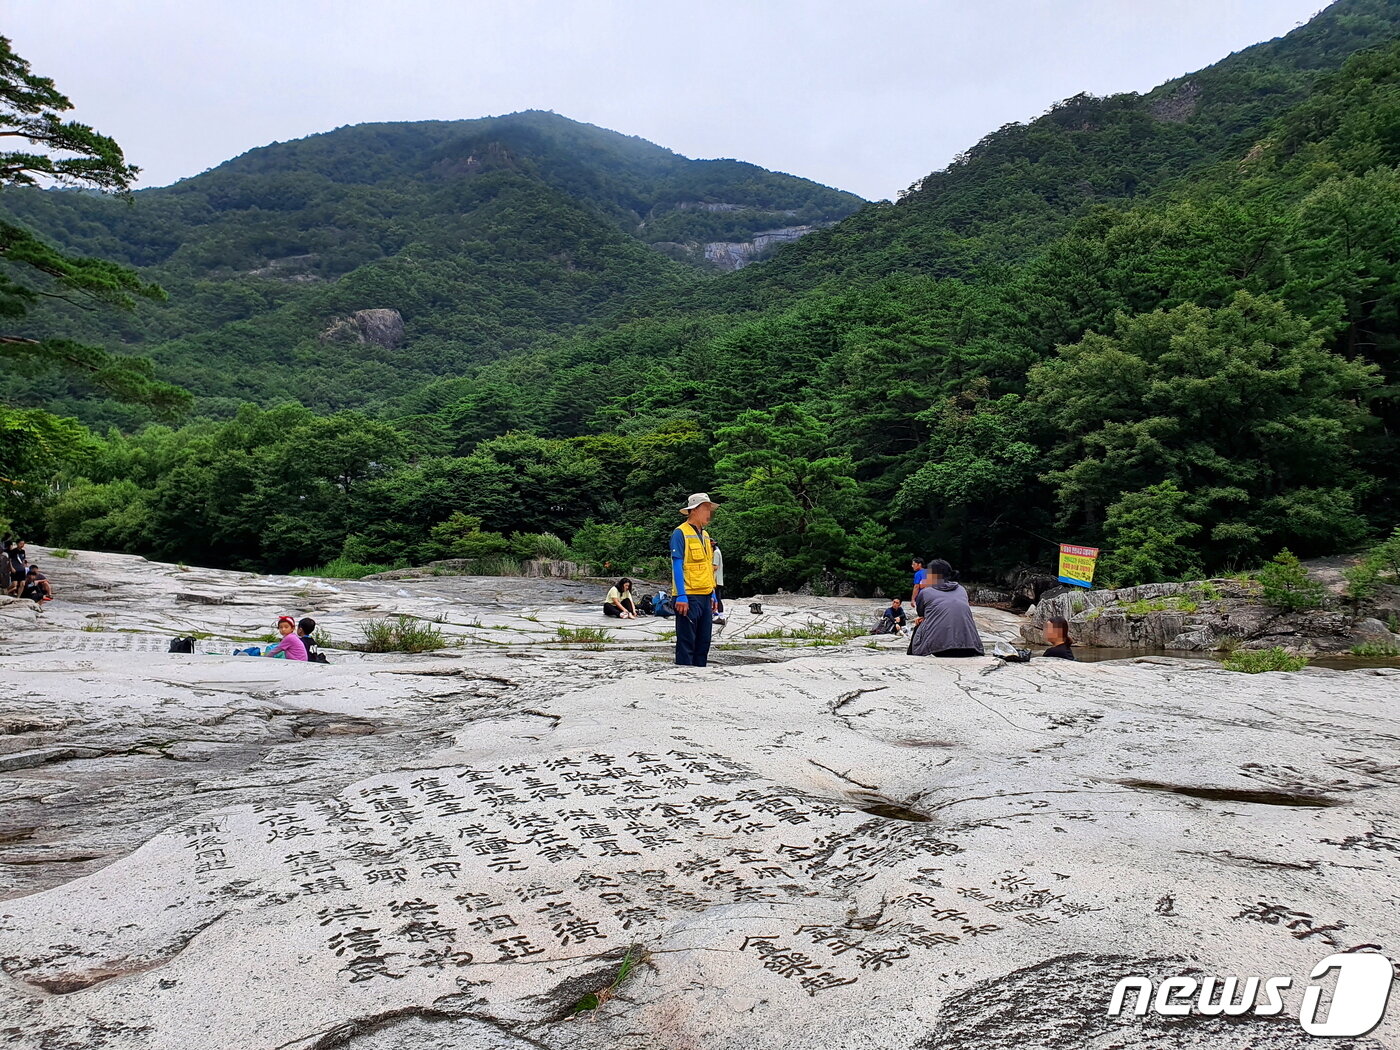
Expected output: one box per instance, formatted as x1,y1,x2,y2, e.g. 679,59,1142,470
908,559,983,658
604,578,638,618
1042,616,1076,660
265,615,308,660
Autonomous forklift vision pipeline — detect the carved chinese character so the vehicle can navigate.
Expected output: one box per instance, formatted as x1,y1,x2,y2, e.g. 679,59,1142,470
469,914,519,934
492,935,545,960
317,905,372,926
341,953,403,983
389,899,439,919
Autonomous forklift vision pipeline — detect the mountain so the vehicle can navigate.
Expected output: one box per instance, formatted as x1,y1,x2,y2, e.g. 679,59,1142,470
11,0,1400,593
0,111,861,421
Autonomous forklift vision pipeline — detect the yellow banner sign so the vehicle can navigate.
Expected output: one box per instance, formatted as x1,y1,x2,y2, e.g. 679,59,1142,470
1058,544,1099,588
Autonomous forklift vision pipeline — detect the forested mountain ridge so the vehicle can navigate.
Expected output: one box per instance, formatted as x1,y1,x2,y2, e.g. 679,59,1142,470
705,0,1400,302
0,110,861,421
9,0,1400,595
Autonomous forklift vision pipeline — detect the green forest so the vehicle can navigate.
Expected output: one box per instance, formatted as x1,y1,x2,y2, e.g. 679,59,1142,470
3,0,1400,596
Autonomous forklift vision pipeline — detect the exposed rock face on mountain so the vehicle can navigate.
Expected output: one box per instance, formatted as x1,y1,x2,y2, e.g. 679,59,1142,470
704,226,822,271
319,308,407,348
1024,579,1400,654
1,549,1397,1049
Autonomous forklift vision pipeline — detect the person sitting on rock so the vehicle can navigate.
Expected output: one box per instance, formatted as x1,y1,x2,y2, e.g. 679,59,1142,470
604,578,638,619
0,542,11,598
872,597,907,635
908,559,983,658
297,617,319,657
1042,616,1076,660
264,615,308,660
20,565,52,602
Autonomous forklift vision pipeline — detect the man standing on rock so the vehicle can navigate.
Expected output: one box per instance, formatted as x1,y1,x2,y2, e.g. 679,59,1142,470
671,493,719,667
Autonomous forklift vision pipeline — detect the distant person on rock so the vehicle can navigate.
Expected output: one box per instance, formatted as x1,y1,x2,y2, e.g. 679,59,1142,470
1042,617,1076,660
910,556,928,604
908,559,983,658
7,540,27,596
20,565,52,602
265,615,308,660
873,596,907,635
712,542,726,625
671,492,719,667
0,542,11,598
604,578,638,619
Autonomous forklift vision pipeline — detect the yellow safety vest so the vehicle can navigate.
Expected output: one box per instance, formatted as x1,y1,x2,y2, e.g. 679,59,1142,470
671,523,716,597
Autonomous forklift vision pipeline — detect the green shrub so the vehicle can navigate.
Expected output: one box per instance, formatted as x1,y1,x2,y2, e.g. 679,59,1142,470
569,522,653,573
1222,647,1309,673
1116,596,1199,614
1350,642,1400,657
357,616,446,653
510,532,574,561
1194,581,1223,602
1257,549,1325,611
1342,559,1382,605
426,512,510,560
1369,526,1400,577
49,547,72,559
469,554,526,576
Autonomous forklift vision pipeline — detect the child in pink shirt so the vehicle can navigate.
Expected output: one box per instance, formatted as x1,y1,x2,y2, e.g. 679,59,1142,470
266,616,308,660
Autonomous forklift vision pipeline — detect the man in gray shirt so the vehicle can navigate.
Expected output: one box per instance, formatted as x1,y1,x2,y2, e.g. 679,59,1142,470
712,542,726,624
908,559,983,658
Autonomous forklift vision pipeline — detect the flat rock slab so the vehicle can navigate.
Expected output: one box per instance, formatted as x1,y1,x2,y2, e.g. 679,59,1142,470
0,550,1398,1048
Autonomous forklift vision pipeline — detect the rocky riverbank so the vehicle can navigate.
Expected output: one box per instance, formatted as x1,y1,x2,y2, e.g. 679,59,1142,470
1,548,1397,1049
1023,574,1400,655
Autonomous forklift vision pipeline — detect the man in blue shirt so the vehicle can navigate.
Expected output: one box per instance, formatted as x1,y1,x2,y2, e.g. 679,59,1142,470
910,557,928,603
671,493,719,667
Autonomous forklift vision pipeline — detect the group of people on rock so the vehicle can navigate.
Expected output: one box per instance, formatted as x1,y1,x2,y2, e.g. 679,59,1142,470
596,492,1073,670
235,616,320,660
892,556,1074,660
2,539,52,602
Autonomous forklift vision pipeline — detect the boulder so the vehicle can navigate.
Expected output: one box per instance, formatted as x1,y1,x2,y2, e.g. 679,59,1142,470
969,588,1013,605
1005,569,1068,611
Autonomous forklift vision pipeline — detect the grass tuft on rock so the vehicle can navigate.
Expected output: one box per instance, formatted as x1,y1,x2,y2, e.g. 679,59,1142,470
1350,641,1400,657
748,619,868,646
1222,647,1309,673
570,946,645,1016
357,616,447,653
555,626,609,650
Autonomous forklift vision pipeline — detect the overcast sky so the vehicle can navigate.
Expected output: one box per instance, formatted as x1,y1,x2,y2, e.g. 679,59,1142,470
9,0,1331,201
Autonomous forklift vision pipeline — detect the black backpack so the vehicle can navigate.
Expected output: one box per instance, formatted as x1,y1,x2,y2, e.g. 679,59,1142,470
168,637,195,653
638,595,655,616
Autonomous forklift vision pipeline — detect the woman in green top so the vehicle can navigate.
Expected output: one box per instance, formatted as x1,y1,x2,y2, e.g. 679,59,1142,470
603,578,638,619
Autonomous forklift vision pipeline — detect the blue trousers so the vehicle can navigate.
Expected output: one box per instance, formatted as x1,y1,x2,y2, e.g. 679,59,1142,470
675,594,714,667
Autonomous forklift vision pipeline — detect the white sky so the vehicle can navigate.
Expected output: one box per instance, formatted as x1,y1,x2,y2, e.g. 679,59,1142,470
8,0,1331,201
